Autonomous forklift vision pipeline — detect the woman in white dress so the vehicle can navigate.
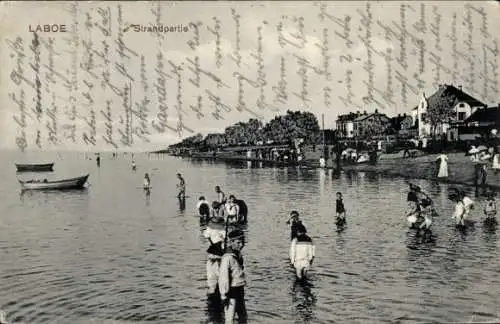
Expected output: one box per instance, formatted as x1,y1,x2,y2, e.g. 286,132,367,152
492,147,500,174
436,153,448,178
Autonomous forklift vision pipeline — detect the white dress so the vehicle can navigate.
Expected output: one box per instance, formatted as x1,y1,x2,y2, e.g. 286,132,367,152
493,154,500,170
437,154,448,178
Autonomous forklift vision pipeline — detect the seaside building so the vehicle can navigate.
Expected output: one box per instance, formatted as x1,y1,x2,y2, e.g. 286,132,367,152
388,113,414,137
336,111,367,138
352,109,391,139
410,84,486,138
448,104,500,141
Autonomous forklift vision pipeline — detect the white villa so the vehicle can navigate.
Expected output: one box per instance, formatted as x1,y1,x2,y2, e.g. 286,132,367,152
410,84,486,138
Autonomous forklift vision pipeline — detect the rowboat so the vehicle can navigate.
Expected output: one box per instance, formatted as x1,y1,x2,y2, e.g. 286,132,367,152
15,163,54,172
19,174,89,190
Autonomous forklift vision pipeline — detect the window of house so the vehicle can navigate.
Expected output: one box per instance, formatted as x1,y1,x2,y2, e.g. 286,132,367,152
458,112,466,120
459,103,465,108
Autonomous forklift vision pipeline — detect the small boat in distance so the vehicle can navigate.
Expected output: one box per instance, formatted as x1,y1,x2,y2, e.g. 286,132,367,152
19,174,89,191
15,163,54,172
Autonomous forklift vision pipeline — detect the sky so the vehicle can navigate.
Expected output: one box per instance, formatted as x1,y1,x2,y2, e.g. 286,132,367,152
0,1,499,152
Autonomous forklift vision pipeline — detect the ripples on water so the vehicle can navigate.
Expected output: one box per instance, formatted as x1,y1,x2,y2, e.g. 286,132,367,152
0,152,499,323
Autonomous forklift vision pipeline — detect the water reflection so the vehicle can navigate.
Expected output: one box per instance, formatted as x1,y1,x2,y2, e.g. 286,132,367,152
179,197,186,211
205,293,224,324
290,277,317,323
144,189,151,206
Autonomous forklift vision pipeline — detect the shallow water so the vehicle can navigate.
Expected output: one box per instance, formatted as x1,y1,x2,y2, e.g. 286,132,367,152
1,151,499,323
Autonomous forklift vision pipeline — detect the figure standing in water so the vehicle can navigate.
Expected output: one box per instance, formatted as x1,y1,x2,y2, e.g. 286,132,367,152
289,224,315,280
484,192,497,225
225,195,240,225
335,192,346,227
176,173,186,200
215,186,227,204
417,198,433,236
197,196,211,222
286,211,304,241
219,229,247,324
143,173,151,189
96,154,101,167
132,160,136,171
204,216,226,296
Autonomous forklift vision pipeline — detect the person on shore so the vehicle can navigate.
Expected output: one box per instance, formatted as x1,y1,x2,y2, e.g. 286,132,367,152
96,155,101,167
484,192,497,225
215,186,227,204
436,152,448,178
204,216,226,296
319,156,326,168
492,147,500,175
286,211,304,241
197,196,211,221
225,195,240,225
289,223,315,280
219,229,247,324
132,160,136,171
176,173,186,200
143,173,151,189
335,192,346,227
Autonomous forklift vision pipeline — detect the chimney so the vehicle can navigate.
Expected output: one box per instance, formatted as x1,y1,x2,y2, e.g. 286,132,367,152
363,110,367,115
375,109,378,113
458,85,462,91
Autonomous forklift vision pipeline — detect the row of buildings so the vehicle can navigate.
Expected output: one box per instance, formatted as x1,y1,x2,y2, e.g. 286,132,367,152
336,84,500,142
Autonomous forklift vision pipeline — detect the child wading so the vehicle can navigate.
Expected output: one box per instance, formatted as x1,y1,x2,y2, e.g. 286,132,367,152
197,196,210,222
218,229,247,323
417,198,433,236
289,224,315,280
335,192,346,227
286,211,305,241
484,192,497,226
203,217,226,296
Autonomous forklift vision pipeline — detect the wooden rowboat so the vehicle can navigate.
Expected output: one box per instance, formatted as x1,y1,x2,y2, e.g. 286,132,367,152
15,163,54,172
19,174,89,190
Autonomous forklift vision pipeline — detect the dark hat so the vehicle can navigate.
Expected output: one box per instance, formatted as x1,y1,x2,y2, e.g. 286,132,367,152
228,229,245,240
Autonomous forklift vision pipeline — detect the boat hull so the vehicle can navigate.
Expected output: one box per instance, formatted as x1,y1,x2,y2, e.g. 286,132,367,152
19,174,89,190
15,163,54,172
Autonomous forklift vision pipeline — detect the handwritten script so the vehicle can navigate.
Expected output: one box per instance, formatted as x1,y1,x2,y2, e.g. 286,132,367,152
1,2,498,150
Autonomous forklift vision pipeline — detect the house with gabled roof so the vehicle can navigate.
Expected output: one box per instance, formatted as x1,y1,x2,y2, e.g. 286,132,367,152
447,104,500,141
352,109,391,139
336,111,367,138
410,84,487,138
